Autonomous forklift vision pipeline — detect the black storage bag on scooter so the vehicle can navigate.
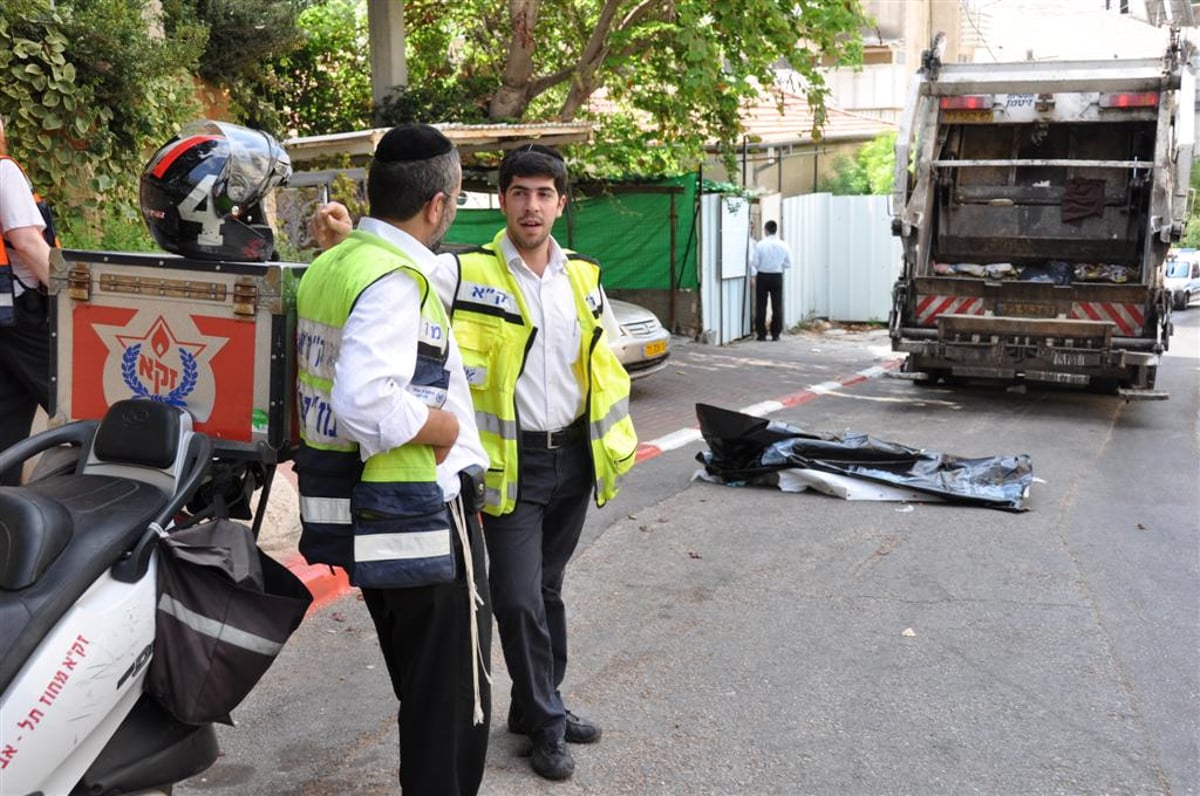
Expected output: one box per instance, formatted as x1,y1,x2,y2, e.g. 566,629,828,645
149,518,312,725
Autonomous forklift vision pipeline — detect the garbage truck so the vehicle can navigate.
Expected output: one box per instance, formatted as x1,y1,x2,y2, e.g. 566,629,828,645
888,30,1196,399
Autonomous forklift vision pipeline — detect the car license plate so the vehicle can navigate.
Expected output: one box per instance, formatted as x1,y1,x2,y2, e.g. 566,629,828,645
942,109,993,124
643,340,667,358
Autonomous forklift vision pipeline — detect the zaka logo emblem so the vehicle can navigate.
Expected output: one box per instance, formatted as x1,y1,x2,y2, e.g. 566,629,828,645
95,314,227,421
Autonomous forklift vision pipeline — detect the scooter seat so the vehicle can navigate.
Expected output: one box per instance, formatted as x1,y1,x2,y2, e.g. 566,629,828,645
0,488,73,590
0,473,168,696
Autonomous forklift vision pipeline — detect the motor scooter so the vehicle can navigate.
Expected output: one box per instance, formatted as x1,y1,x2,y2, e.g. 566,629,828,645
0,398,235,795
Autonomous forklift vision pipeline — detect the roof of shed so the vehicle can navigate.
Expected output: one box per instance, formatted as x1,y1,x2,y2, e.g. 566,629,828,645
284,121,594,167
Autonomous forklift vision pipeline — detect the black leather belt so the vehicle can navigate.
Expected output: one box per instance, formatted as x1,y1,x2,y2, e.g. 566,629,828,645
520,418,586,450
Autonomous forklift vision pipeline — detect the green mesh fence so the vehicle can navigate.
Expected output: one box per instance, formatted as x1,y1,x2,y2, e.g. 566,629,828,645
443,173,699,290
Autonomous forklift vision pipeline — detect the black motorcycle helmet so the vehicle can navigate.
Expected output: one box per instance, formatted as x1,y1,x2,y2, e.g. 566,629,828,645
140,120,292,262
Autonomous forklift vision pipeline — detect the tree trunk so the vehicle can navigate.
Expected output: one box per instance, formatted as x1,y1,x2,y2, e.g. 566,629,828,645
558,0,622,120
489,0,540,121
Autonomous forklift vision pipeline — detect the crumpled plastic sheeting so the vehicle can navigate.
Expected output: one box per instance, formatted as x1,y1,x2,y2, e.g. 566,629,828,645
694,403,1033,512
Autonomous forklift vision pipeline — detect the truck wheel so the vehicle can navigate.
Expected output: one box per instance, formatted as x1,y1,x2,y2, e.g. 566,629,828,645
1174,292,1188,311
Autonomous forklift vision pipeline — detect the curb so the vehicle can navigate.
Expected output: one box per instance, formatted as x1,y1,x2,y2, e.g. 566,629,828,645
287,358,902,611
633,360,901,460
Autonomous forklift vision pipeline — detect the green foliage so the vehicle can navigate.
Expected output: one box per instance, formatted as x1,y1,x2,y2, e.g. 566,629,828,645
185,0,313,135
568,112,693,180
231,0,368,136
328,170,367,219
193,0,308,81
400,0,868,178
817,132,896,195
1180,159,1200,248
0,0,207,245
56,201,157,252
376,77,494,126
817,154,869,195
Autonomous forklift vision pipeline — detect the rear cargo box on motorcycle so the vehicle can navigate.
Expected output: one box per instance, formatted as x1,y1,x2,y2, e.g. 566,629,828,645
49,249,305,459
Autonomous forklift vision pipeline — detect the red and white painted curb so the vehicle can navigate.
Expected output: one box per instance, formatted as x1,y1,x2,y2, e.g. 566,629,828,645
634,361,900,463
291,359,901,611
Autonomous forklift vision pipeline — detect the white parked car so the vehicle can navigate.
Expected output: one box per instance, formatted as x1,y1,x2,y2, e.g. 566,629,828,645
609,298,671,380
1164,250,1200,310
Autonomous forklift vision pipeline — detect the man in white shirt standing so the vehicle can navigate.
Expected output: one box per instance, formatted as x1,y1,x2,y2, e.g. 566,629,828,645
449,146,636,782
295,124,492,795
749,219,792,341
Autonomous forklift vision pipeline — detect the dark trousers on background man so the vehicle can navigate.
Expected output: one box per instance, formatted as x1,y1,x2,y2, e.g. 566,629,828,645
754,271,784,341
361,506,492,796
484,437,592,744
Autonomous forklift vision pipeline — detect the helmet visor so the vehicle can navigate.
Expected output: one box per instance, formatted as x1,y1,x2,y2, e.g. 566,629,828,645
180,120,293,207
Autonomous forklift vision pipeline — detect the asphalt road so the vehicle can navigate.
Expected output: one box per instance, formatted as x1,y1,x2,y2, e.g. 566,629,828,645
178,314,1200,796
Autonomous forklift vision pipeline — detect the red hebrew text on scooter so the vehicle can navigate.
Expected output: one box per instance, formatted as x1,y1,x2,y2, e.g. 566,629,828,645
38,635,89,707
0,635,90,770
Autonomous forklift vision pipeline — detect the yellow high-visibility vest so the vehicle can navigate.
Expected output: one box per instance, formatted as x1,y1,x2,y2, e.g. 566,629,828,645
451,230,637,515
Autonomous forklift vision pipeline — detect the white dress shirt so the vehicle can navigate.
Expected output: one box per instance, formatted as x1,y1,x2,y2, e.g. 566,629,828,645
331,217,488,502
395,231,619,434
0,158,47,293
498,233,621,433
749,234,793,276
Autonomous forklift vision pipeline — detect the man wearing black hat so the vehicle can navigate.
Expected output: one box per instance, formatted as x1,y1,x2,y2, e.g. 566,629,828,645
310,143,637,784
295,124,492,795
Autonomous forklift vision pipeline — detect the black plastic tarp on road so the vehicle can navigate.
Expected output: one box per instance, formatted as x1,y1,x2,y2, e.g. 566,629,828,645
694,403,1033,512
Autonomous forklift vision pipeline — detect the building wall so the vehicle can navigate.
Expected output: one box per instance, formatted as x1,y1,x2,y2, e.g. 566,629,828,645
821,1,966,129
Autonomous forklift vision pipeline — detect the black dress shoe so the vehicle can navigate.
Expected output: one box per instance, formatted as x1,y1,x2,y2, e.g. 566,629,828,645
563,709,601,744
531,736,575,781
508,704,602,744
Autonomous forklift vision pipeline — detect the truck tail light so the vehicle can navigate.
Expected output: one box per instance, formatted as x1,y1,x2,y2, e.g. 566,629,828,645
1099,92,1159,109
940,95,992,110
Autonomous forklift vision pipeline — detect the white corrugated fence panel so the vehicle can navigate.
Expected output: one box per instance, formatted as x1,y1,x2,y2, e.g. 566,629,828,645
783,193,901,323
699,192,901,345
699,194,753,344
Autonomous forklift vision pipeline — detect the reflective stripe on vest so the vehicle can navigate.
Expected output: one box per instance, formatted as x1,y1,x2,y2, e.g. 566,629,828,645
451,229,637,514
298,494,352,525
354,527,451,563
